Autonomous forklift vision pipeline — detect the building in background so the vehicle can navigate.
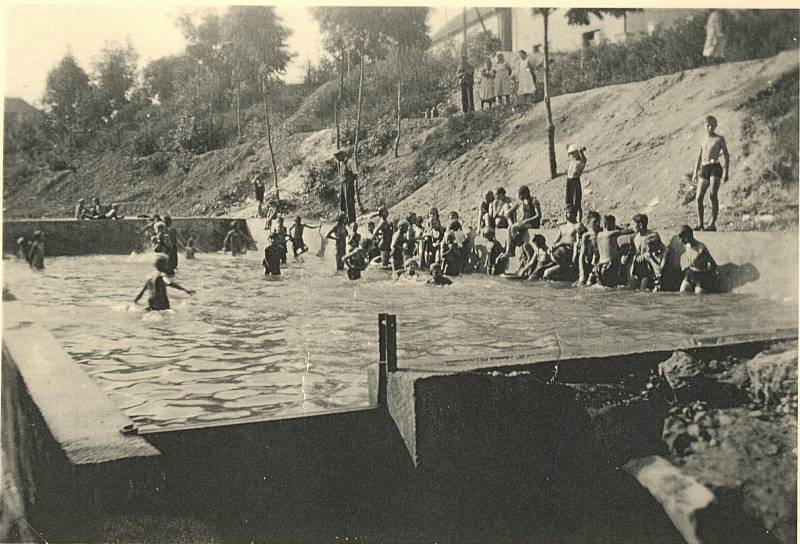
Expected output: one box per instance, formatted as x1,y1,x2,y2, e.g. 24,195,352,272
431,8,698,56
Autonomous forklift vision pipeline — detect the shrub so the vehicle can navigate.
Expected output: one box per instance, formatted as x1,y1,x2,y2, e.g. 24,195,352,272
414,111,502,173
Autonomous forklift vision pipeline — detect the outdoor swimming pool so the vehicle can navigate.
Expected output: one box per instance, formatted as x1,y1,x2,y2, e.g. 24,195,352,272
3,245,796,431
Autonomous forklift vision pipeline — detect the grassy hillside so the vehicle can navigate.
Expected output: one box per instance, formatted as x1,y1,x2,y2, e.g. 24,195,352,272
3,52,798,232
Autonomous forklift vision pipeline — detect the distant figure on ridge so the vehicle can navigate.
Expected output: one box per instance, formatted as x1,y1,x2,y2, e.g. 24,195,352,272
457,55,475,113
703,10,726,64
692,115,730,231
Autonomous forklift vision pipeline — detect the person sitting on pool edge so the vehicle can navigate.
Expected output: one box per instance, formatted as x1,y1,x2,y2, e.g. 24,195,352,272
626,213,664,291
483,227,507,276
343,238,373,280
427,262,453,286
134,255,195,311
677,225,718,294
262,232,283,276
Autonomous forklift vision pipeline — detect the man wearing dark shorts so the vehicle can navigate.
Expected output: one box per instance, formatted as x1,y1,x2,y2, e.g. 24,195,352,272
692,115,730,231
565,144,587,222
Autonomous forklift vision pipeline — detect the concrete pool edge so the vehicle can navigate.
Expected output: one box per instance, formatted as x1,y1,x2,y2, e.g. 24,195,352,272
2,306,163,535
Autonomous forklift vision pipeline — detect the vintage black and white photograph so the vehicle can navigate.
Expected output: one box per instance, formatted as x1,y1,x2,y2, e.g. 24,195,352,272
2,2,798,542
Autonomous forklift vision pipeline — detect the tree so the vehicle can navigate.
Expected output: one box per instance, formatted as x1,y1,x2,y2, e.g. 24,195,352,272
222,6,293,204
42,54,91,149
143,55,194,103
380,7,430,157
93,42,138,119
532,8,638,179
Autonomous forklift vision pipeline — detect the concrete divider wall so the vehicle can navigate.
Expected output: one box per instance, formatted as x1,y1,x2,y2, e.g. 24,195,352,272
2,218,254,257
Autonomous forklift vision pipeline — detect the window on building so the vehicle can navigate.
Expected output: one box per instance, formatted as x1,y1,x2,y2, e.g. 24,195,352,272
581,29,600,48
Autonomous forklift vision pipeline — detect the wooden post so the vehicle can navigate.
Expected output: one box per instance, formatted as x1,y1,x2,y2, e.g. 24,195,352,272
377,313,388,405
386,314,398,372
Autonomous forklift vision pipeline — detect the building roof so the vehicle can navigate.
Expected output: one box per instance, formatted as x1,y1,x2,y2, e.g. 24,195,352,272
431,8,497,43
4,97,41,119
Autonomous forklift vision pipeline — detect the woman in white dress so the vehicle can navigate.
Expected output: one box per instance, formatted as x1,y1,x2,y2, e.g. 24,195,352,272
515,50,536,104
493,53,512,106
479,59,496,110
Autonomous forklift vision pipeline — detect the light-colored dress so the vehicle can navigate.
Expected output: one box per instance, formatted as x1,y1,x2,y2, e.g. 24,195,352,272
516,58,536,95
479,67,496,101
703,10,726,59
494,61,512,96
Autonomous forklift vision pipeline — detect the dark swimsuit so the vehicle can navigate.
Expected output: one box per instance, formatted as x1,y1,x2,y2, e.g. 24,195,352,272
699,163,723,180
147,275,170,311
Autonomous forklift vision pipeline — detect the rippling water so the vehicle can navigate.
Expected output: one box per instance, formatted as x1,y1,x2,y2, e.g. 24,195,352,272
3,247,796,431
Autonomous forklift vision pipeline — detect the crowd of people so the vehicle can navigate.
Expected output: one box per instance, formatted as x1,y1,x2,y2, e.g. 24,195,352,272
74,197,123,220
457,49,541,113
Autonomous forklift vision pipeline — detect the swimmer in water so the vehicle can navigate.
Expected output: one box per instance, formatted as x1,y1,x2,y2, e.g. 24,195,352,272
627,213,665,291
691,115,730,232
677,225,718,294
343,238,373,280
441,232,461,277
134,255,195,311
400,257,421,280
184,233,196,259
427,262,453,286
27,231,45,270
483,227,506,275
289,216,319,259
262,232,282,276
348,222,362,252
15,237,30,261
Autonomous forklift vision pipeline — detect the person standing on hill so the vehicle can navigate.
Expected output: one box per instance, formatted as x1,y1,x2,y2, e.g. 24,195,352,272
703,10,726,64
252,172,266,212
335,148,358,224
457,55,475,113
493,54,513,106
692,115,730,232
74,198,86,220
514,50,537,105
479,59,496,110
565,144,587,223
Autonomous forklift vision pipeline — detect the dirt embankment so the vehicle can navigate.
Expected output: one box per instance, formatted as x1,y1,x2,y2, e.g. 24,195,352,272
4,52,797,230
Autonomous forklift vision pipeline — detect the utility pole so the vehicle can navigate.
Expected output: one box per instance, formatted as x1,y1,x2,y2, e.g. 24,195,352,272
462,7,468,57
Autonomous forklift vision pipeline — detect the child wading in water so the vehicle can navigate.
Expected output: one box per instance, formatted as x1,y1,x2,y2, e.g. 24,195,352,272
677,225,718,294
134,255,195,311
427,262,453,286
565,144,587,223
594,215,633,287
27,231,45,270
221,222,247,256
289,216,319,259
326,214,349,271
262,232,282,276
692,115,730,231
343,239,373,280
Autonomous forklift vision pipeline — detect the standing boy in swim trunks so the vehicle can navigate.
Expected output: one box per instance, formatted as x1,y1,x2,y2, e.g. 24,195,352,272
134,255,194,311
677,225,718,294
343,239,372,280
628,214,664,291
543,205,583,281
595,215,634,288
289,216,319,258
326,214,349,271
577,211,601,285
262,232,283,276
692,115,730,231
565,144,587,223
221,222,246,256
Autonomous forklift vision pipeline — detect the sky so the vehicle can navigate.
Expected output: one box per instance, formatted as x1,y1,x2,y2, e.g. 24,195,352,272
2,2,451,106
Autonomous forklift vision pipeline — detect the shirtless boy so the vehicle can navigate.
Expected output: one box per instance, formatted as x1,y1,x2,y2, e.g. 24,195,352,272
221,221,246,256
577,211,601,285
134,255,194,311
594,215,634,287
427,262,453,286
627,214,664,291
543,205,582,281
692,115,730,231
677,225,718,294
343,239,372,280
289,216,319,258
262,232,283,276
566,145,587,222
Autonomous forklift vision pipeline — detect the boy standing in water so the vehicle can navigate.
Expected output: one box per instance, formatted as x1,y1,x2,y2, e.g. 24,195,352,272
348,223,362,252
184,234,197,260
343,239,373,280
566,144,587,222
273,217,290,264
134,255,195,311
27,231,45,270
692,115,730,231
627,214,665,291
577,211,601,285
543,205,583,281
595,215,634,288
262,232,283,276
222,221,246,256
326,214,349,271
163,215,180,275
677,225,718,294
289,216,319,258
372,207,393,268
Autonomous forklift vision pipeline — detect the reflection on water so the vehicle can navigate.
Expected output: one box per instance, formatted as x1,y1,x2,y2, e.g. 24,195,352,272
3,250,796,430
